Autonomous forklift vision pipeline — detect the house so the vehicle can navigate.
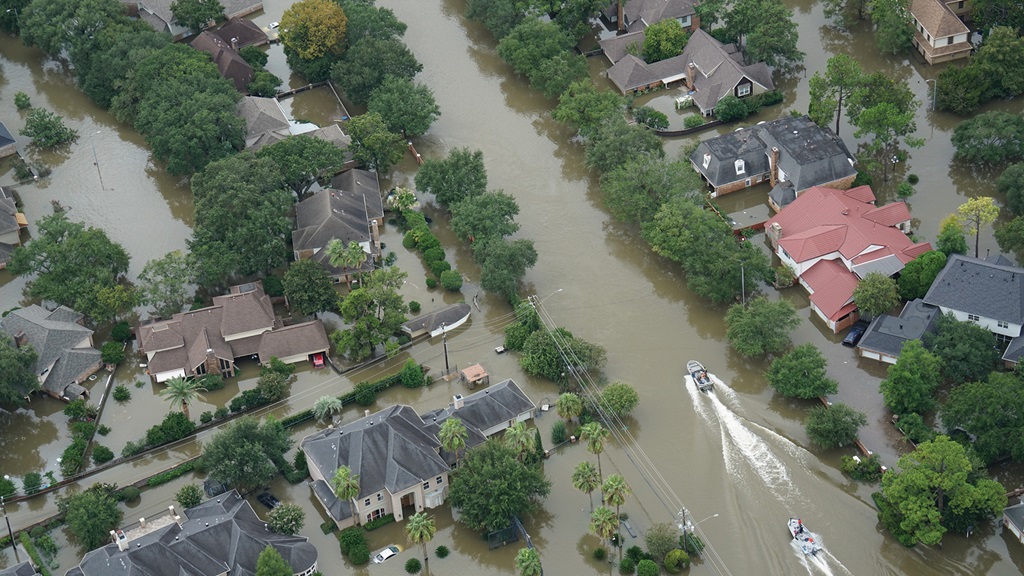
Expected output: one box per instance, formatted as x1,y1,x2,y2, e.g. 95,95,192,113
191,31,253,92
237,96,353,159
910,0,972,64
857,298,940,364
137,281,330,383
603,0,700,34
302,379,535,528
66,490,318,576
1005,499,1024,545
292,181,383,283
921,254,1024,367
0,306,103,401
764,186,932,332
0,562,41,576
0,187,28,269
0,121,16,158
123,0,263,40
690,115,856,199
213,17,269,49
401,303,472,339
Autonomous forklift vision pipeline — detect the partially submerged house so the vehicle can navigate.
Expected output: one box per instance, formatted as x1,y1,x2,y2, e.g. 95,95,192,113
0,562,40,576
0,121,15,158
123,0,263,40
910,0,972,64
764,186,932,332
0,187,28,269
603,0,699,33
137,281,329,382
213,17,269,49
1005,499,1024,545
237,96,354,164
0,306,103,401
857,298,940,364
66,490,319,576
302,379,535,528
190,31,253,92
690,115,856,199
401,303,472,339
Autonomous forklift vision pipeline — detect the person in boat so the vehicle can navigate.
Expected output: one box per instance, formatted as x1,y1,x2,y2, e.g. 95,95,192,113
700,370,707,380
797,519,804,535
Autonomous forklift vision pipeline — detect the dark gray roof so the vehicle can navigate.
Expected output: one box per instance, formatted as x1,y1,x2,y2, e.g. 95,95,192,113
680,30,774,113
986,253,1015,267
293,189,373,253
691,126,769,186
0,305,100,397
1005,501,1024,533
768,181,796,208
0,562,40,576
607,54,660,93
857,299,939,357
1002,334,1024,364
599,30,646,64
401,303,471,336
923,254,1024,325
0,121,15,149
331,169,384,222
0,187,20,236
68,490,317,576
420,379,535,462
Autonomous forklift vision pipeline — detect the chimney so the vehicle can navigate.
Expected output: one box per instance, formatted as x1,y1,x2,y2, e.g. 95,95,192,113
139,517,146,529
113,529,128,551
453,394,464,410
230,37,238,51
686,63,694,92
13,331,26,348
169,505,176,517
770,147,780,187
364,409,370,418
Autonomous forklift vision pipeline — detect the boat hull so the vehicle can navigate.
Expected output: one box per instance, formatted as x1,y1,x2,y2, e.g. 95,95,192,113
686,360,714,392
787,518,823,555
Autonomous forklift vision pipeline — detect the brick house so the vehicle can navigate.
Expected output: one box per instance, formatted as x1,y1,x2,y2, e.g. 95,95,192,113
603,0,701,33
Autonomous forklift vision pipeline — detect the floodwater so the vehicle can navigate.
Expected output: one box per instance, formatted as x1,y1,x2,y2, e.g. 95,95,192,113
3,1,1024,575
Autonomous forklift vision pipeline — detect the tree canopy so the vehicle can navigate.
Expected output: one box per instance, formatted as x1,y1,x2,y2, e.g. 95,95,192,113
346,112,406,173
880,339,942,415
897,251,947,300
584,117,665,174
138,250,194,320
341,0,407,43
256,135,348,196
805,403,867,449
20,0,128,63
600,157,702,225
450,190,521,244
846,72,923,181
255,546,292,576
332,267,408,360
0,338,39,406
642,19,689,63
599,381,640,418
869,0,913,54
552,80,628,139
999,163,1024,216
203,416,292,492
367,77,441,138
476,238,539,301
924,312,999,384
807,54,862,135
331,36,422,105
497,19,583,99
466,0,535,40
853,272,900,318
60,484,125,550
20,108,78,148
724,297,800,358
414,148,488,208
280,0,347,61
765,344,839,399
723,0,804,70
955,197,999,258
520,326,606,385
951,110,1024,165
936,214,969,257
170,0,224,32
972,0,1024,34
449,440,551,532
942,371,1024,465
284,258,339,317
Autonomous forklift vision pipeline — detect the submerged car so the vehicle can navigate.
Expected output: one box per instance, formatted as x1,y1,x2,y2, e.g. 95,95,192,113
373,545,401,564
842,320,870,347
256,491,281,509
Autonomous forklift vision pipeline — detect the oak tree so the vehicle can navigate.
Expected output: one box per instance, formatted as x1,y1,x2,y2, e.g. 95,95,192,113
414,148,488,208
766,344,839,399
367,77,441,138
724,297,800,358
170,0,224,32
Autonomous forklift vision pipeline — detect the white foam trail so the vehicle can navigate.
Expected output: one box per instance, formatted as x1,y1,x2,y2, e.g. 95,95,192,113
684,375,714,425
749,420,817,465
710,374,737,403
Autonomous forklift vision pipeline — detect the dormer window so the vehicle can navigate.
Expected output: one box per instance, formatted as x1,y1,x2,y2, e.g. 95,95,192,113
735,159,745,175
703,153,711,169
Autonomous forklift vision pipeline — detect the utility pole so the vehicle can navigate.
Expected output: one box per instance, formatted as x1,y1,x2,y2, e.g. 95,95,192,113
442,322,450,375
740,263,746,307
1,494,20,563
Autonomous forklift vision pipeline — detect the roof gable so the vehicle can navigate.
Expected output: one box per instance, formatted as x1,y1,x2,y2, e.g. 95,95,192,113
911,0,969,38
293,188,373,253
924,253,1024,325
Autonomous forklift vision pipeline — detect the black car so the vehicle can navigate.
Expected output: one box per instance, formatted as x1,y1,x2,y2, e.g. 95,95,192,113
842,320,870,347
256,491,281,509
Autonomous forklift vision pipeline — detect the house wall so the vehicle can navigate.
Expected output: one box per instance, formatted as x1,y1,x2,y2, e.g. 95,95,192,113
153,368,187,383
709,171,771,197
0,142,15,158
223,327,272,342
936,307,1023,339
1004,513,1024,544
275,352,318,365
858,348,899,364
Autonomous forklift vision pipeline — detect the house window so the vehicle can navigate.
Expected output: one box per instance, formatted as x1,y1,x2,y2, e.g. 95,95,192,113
703,153,711,169
947,36,954,45
957,1,963,8
967,314,980,322
737,83,751,97
436,476,443,484
998,320,1009,329
364,498,371,507
745,178,751,186
366,508,386,522
734,159,745,175
679,15,691,28
377,493,384,502
423,481,430,490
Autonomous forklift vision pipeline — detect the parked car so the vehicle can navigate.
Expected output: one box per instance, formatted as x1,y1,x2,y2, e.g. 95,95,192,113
256,491,281,509
842,320,870,347
373,545,401,564
269,21,280,29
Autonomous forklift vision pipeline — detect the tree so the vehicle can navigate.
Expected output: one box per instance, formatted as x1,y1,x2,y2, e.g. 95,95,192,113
600,157,702,225
346,112,406,173
280,0,347,61
951,111,1024,165
936,214,969,256
925,312,999,384
897,251,948,300
554,0,607,41
602,474,631,560
170,0,223,31
632,106,670,130
823,0,870,27
853,272,900,319
9,211,131,321
765,344,839,399
449,440,551,532
805,403,867,449
477,238,539,301
497,18,583,98
188,153,293,287
204,416,292,492
342,0,407,43
935,62,988,116
807,55,862,135
589,506,619,553
158,376,207,421
724,297,800,358
257,135,348,196
331,36,422,104
334,267,408,360
326,239,367,290
139,250,193,320
331,465,362,526
20,108,78,148
268,503,306,535
0,338,39,406
599,382,640,418
20,0,128,63
580,422,610,486
450,191,521,243
644,523,679,563
439,418,469,465
504,421,535,462
465,0,534,39
175,484,204,509
61,485,124,550
556,392,584,424
414,148,488,208
869,0,913,54
955,197,999,258
972,0,1024,35
520,326,606,384
999,164,1024,216
879,339,942,414
312,395,344,423
880,436,1006,546
256,546,292,576
256,370,292,404
515,547,543,576
406,512,436,572
572,461,601,511
584,117,665,174
76,22,170,109
972,26,1024,101
367,77,441,138
552,80,628,139
284,258,339,316
943,372,1024,465
642,19,689,63
996,215,1024,256
742,1,804,70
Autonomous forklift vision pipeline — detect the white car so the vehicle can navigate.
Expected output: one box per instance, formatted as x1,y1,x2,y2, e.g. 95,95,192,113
269,21,280,29
373,545,400,564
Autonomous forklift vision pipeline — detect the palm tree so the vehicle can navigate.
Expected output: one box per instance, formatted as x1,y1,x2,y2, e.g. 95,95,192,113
504,421,534,462
331,466,362,526
158,376,207,420
393,187,417,212
406,512,436,574
602,474,632,560
514,547,542,576
572,461,601,511
556,392,583,425
439,418,468,465
580,422,610,489
589,506,619,557
326,239,367,290
312,395,343,424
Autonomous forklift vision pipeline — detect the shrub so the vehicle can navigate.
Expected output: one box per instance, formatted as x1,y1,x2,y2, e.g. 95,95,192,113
403,232,417,249
200,411,214,424
0,477,15,499
852,171,873,187
425,277,438,289
681,532,704,555
294,450,308,477
774,264,796,286
400,360,426,388
435,545,450,558
354,381,378,406
198,374,225,391
15,92,31,110
713,95,748,122
64,399,97,421
619,557,636,574
214,407,229,419
121,441,144,458
897,182,915,198
385,251,398,266
840,454,884,482
429,259,452,277
440,270,463,291
23,472,42,495
409,301,421,313
338,527,366,556
134,380,145,388
71,421,96,440
626,546,650,563
896,412,936,444
61,440,87,477
111,321,132,342
320,521,337,535
363,514,396,531
146,461,196,487
349,543,370,565
176,484,203,509
97,424,111,436
145,412,196,447
117,486,140,502
633,106,669,130
683,115,704,129
21,108,78,147
423,247,446,263
636,559,659,576
101,342,125,365
907,173,919,185
92,445,115,465
405,558,422,573
663,549,690,573
551,420,567,444
268,503,306,535
112,384,131,402
593,547,607,560
263,275,284,297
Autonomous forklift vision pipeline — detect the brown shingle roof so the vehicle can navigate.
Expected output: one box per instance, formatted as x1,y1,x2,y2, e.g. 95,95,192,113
911,0,969,38
190,31,253,92
258,321,330,363
213,18,268,48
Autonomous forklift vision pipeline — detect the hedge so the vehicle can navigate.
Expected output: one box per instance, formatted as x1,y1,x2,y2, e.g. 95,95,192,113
362,513,396,531
20,532,53,576
147,461,196,487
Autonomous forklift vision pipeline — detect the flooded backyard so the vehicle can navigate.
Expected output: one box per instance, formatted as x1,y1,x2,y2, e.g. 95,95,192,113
3,0,1024,575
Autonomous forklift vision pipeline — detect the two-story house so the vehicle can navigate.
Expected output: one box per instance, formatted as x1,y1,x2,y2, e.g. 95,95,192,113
123,0,263,40
0,187,28,269
302,379,535,528
910,0,972,64
603,0,700,33
765,186,932,332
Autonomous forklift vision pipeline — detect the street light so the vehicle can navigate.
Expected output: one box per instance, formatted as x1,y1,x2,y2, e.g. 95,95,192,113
91,130,106,190
677,509,718,554
924,78,937,111
1,494,20,563
532,288,563,308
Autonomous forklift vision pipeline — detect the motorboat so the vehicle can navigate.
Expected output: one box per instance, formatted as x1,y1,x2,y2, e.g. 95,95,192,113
788,518,823,555
687,360,714,393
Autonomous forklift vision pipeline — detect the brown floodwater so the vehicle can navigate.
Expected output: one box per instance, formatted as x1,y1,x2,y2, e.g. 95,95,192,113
3,1,1024,574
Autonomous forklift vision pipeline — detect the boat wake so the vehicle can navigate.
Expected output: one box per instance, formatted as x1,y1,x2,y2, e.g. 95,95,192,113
791,537,854,576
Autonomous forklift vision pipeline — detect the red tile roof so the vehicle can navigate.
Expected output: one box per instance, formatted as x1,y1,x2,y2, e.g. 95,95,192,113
802,259,860,321
863,203,912,227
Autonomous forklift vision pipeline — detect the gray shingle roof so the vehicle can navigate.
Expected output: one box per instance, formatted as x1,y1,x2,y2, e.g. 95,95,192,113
257,320,329,363
401,303,471,337
857,299,939,358
923,254,1024,325
599,30,646,64
293,189,373,254
420,379,536,462
1002,334,1024,364
0,187,20,236
1005,501,1024,534
0,562,40,576
607,54,661,93
0,305,100,397
680,30,774,113
213,18,268,49
237,96,290,149
331,169,384,222
190,31,253,92
0,122,15,150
